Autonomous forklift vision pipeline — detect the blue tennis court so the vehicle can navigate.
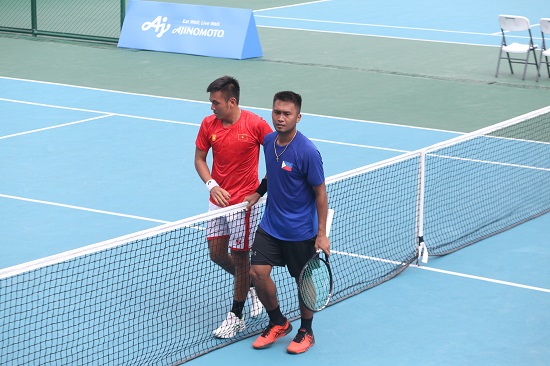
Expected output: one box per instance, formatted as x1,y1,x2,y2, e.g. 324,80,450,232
1,0,549,365
253,0,546,45
0,77,460,268
2,77,549,365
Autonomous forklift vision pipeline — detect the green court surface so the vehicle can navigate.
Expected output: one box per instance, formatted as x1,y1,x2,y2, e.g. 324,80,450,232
1,12,549,132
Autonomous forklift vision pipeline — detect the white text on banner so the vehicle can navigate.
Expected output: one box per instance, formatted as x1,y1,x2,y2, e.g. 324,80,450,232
118,1,262,60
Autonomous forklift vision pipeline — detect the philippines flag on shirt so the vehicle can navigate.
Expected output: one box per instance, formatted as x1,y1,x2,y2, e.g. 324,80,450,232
281,161,293,171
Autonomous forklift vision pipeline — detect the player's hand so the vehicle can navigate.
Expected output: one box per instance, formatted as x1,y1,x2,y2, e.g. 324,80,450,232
315,235,330,257
243,193,260,211
210,186,231,207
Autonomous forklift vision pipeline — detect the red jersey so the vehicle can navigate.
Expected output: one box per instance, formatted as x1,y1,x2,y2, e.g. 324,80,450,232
195,109,273,205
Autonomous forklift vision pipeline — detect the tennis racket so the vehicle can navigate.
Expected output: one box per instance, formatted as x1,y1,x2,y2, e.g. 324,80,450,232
298,209,334,312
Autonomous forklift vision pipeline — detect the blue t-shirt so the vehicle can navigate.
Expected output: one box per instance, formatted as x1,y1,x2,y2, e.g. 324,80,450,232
260,131,325,241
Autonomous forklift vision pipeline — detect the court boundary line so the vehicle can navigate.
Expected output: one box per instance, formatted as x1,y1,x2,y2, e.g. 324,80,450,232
0,97,200,127
312,138,409,153
0,97,411,152
429,154,550,172
331,249,550,293
254,0,331,13
256,15,543,45
257,25,500,48
410,263,550,294
0,193,169,224
0,76,464,134
0,114,112,140
255,15,499,37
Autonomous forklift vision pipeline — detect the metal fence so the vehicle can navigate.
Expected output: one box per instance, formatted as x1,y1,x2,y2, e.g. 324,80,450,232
0,0,126,43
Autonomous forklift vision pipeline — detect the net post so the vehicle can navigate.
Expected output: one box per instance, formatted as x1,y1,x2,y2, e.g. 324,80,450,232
416,149,428,265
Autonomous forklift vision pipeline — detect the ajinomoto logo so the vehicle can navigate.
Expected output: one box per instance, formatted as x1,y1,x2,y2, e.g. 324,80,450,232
140,15,225,39
141,16,171,38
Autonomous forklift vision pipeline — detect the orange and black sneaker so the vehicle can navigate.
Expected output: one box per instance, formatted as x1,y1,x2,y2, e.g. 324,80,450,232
252,320,292,349
286,328,315,354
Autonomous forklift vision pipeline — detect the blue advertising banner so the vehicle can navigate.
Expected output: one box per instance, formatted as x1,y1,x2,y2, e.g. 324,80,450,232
118,1,262,59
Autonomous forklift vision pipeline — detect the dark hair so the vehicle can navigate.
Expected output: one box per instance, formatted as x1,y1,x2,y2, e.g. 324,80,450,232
207,76,240,104
273,91,302,113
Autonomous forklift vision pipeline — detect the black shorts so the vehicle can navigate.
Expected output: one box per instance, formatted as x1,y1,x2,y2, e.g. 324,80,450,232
251,226,316,278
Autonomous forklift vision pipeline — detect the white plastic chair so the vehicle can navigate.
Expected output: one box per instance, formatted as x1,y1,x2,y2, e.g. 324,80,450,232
536,18,550,82
495,15,539,80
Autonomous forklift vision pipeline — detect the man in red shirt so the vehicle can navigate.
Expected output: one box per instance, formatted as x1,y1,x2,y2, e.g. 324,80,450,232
194,76,273,338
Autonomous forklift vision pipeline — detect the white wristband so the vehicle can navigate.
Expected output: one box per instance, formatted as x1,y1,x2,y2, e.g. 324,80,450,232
205,179,219,192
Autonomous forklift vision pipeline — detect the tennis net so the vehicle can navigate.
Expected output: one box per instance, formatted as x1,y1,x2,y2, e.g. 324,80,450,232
421,107,550,255
1,106,549,365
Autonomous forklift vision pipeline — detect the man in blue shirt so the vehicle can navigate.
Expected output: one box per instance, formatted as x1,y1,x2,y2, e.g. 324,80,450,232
244,91,330,354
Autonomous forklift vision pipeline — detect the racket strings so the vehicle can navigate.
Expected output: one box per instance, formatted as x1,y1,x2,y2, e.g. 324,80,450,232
301,263,332,310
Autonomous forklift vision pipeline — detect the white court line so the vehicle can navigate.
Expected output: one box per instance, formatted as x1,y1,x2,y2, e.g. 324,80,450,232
332,250,550,293
428,154,550,172
0,76,210,104
0,194,169,224
255,15,496,36
0,114,112,140
0,96,439,151
493,23,541,36
0,96,414,150
0,97,200,127
258,25,498,48
252,15,542,45
304,111,463,134
332,250,405,266
254,0,331,13
311,138,409,153
410,263,550,294
0,76,464,135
